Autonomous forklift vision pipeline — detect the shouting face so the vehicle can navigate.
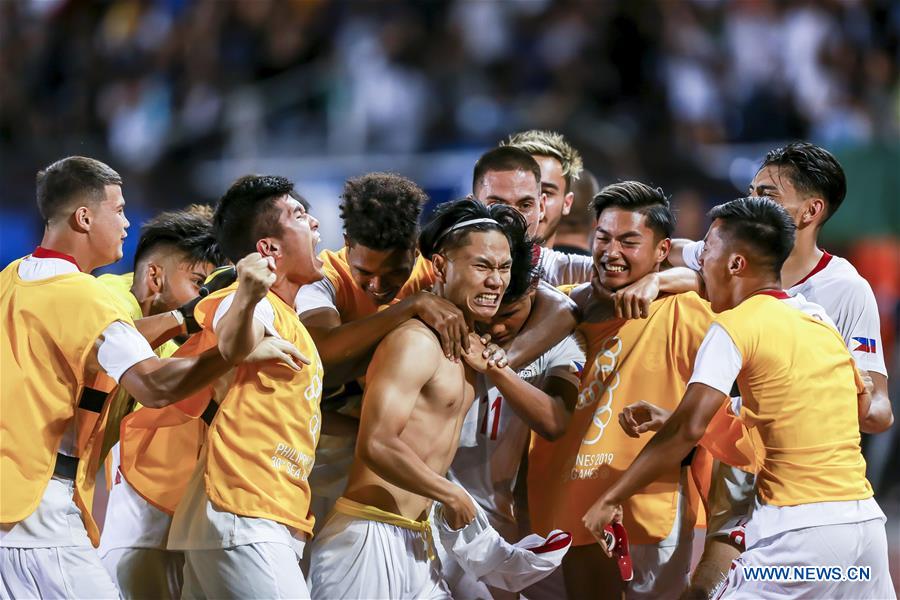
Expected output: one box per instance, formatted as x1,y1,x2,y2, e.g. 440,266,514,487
437,229,512,322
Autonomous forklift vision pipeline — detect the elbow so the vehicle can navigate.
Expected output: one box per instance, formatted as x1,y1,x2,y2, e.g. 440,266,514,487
538,417,569,442
357,435,383,469
131,386,173,409
861,411,894,435
683,421,708,445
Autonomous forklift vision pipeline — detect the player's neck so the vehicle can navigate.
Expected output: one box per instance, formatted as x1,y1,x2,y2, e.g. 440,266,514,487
270,276,301,309
39,228,102,273
780,228,823,288
732,276,783,308
541,232,557,249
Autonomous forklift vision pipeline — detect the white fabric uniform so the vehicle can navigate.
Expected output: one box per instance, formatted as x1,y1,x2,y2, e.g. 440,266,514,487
444,336,583,600
166,293,309,599
537,246,593,287
433,497,572,593
99,443,184,599
689,321,894,599
1,255,156,600
309,510,451,600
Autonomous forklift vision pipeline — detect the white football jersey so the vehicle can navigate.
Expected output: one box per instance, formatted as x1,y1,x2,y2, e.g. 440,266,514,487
448,335,585,537
787,253,887,376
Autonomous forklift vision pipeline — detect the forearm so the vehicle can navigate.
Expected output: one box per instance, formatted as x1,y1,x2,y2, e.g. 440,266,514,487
309,301,416,368
657,267,704,296
124,348,231,408
506,284,578,369
133,311,185,349
360,435,460,504
605,416,701,505
861,388,894,434
490,367,568,439
216,291,262,362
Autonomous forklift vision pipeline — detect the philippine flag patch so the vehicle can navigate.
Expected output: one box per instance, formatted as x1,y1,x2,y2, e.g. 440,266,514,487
569,361,585,376
852,337,877,354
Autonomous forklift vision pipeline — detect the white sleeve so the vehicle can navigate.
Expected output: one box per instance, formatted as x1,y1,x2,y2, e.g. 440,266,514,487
682,240,704,272
97,321,157,383
540,248,593,287
294,277,339,317
212,292,280,338
837,280,888,376
545,335,587,388
687,323,743,396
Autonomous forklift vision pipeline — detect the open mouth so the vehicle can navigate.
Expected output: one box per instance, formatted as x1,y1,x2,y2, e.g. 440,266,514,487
473,293,500,308
312,233,323,268
370,289,396,302
602,263,628,274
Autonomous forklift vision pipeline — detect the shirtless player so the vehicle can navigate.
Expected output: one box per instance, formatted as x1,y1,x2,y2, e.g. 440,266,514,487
308,199,535,599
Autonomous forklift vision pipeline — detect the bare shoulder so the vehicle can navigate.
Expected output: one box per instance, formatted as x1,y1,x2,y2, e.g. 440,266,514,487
372,319,443,372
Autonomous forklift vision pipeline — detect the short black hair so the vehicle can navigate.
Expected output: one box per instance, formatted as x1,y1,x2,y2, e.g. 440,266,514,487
36,156,123,224
419,198,539,302
214,175,294,264
590,181,675,240
134,204,227,270
708,197,796,276
340,173,428,251
472,147,542,193
760,142,846,222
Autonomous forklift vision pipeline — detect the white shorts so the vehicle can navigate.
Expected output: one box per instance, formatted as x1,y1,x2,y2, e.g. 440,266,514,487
182,542,309,599
101,547,184,599
309,509,451,600
706,460,755,547
0,546,119,599
718,518,895,599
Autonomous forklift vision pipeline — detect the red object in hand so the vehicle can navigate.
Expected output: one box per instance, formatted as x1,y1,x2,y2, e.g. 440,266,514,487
603,522,633,582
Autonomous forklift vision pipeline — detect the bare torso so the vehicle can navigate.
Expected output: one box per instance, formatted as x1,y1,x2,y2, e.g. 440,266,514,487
343,319,476,520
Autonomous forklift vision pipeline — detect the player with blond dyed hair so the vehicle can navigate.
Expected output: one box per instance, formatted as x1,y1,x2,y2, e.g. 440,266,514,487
504,130,583,248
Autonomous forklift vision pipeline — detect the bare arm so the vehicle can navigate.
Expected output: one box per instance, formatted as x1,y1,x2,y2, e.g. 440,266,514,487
860,371,893,434
356,327,467,507
602,268,705,320
489,368,576,440
302,291,469,383
582,383,725,546
215,254,274,363
506,282,582,369
132,311,185,349
118,349,231,409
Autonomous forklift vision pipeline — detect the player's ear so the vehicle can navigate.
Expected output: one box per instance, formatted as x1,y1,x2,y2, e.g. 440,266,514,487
343,234,352,250
728,253,746,275
256,238,278,259
146,262,164,295
431,253,448,283
562,191,575,216
72,206,91,232
655,237,671,264
538,192,547,221
803,197,826,227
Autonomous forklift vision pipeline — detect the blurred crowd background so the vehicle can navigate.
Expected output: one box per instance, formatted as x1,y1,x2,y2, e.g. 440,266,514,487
1,0,899,499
